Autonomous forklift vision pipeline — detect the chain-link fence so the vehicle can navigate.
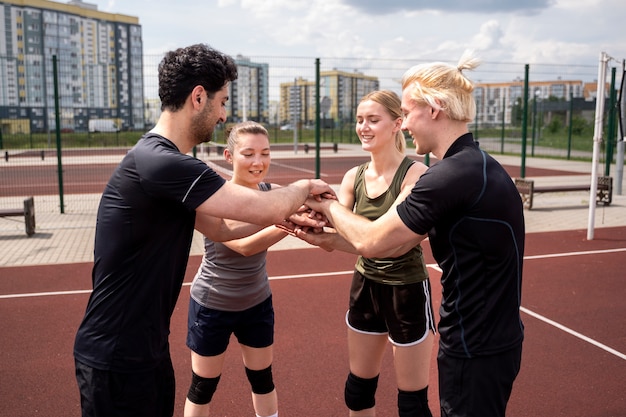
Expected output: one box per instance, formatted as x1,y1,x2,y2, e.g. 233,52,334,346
1,54,623,213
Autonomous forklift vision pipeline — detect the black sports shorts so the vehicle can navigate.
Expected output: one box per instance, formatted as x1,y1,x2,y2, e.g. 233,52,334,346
347,270,435,345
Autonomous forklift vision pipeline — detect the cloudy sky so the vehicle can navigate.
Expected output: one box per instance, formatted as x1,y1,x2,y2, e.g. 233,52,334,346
86,0,624,87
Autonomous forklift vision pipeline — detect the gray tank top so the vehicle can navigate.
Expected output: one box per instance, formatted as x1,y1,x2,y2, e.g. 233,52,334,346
189,182,272,311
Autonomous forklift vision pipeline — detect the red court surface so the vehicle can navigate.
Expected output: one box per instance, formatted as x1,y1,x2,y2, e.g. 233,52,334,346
1,226,625,416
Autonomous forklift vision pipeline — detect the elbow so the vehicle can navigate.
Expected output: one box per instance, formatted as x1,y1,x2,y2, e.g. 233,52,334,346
358,247,379,259
354,241,377,258
354,237,392,258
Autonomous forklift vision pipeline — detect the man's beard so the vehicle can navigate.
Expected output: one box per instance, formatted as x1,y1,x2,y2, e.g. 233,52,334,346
191,105,215,145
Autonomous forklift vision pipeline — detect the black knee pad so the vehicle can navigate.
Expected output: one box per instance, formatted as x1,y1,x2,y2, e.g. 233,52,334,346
344,372,379,411
245,365,275,395
187,371,221,405
398,387,432,417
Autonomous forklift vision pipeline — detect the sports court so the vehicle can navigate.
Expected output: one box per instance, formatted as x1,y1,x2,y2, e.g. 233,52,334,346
1,147,625,416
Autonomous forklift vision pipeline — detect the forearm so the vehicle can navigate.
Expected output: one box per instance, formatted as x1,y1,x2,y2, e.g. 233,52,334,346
197,180,330,229
325,200,377,254
294,226,359,253
195,214,263,242
269,180,311,222
319,199,426,258
223,225,288,256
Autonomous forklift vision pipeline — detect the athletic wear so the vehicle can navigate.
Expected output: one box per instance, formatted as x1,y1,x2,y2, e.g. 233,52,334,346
347,156,434,345
438,345,522,417
397,133,524,416
74,133,225,373
75,357,175,417
187,182,275,355
354,157,429,285
347,270,435,345
397,133,525,358
190,183,271,312
187,296,275,356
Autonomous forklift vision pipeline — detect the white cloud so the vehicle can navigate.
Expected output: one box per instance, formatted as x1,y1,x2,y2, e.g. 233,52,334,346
82,0,625,82
471,20,504,51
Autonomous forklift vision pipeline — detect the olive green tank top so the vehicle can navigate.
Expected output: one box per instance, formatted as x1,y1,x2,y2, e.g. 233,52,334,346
353,157,429,285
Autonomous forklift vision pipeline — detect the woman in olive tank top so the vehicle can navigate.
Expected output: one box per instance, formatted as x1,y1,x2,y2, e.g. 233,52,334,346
295,91,436,416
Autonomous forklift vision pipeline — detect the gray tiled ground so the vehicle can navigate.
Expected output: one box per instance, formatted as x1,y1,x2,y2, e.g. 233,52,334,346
1,147,625,267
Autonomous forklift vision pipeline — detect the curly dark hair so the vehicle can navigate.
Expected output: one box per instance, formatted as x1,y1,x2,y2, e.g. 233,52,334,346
158,44,238,111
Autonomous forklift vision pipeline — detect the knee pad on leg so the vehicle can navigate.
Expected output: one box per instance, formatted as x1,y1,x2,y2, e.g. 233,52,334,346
398,387,432,417
187,371,221,405
245,365,275,395
344,372,379,411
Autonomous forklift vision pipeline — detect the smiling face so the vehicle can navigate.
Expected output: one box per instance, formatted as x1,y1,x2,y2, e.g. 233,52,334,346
355,99,401,153
401,88,435,156
225,132,271,188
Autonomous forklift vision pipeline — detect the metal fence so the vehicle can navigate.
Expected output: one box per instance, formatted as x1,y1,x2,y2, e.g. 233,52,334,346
0,53,623,213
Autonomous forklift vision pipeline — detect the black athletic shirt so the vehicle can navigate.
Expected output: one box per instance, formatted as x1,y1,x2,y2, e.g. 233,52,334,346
74,133,225,372
397,133,525,358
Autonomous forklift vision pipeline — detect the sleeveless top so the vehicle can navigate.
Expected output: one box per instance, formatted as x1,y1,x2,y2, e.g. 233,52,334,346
189,182,272,311
353,157,429,285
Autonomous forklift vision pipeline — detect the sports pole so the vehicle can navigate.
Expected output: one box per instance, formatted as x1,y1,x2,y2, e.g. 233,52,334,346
587,52,609,240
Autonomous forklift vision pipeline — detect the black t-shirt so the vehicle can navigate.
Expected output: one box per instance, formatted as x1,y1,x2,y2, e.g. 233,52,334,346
74,134,225,372
397,133,525,358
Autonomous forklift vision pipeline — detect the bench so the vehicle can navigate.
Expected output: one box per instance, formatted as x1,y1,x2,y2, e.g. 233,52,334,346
0,196,36,236
514,176,613,210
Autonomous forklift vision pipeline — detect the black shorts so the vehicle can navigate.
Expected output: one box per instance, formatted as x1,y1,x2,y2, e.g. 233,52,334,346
347,270,435,346
187,295,274,357
438,344,522,417
75,356,175,417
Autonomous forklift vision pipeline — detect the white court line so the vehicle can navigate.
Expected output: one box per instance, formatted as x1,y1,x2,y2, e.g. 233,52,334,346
271,161,329,177
0,289,92,299
203,160,329,178
520,307,626,360
524,247,626,260
2,249,625,360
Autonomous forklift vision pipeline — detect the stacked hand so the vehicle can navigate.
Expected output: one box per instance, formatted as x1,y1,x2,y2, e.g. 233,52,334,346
276,192,337,251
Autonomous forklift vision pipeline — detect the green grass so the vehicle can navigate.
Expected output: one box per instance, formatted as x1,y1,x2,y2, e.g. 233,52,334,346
0,124,612,156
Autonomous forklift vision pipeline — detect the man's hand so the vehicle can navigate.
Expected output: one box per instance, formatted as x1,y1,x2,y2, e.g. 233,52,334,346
302,195,334,215
307,179,336,201
293,227,336,252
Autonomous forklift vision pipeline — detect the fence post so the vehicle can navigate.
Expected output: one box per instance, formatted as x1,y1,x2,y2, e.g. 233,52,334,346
520,64,530,178
605,67,617,177
53,55,65,214
315,58,321,179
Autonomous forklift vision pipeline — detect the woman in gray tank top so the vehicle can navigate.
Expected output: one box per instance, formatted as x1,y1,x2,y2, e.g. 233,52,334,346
184,121,288,417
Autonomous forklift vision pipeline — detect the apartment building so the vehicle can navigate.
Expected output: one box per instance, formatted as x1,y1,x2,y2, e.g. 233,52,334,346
473,79,604,128
229,55,269,124
0,0,143,134
279,70,379,128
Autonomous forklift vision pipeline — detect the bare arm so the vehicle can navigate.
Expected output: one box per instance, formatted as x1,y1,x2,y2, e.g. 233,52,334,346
294,167,359,253
221,225,288,256
293,227,359,253
307,197,426,258
196,179,333,229
216,182,290,256
195,214,265,242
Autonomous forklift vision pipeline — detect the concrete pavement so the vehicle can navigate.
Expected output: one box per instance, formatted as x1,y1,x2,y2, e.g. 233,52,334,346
1,145,625,267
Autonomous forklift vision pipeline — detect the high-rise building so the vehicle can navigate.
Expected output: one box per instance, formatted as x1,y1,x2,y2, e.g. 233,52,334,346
279,70,379,128
0,0,143,134
472,79,602,128
230,55,269,124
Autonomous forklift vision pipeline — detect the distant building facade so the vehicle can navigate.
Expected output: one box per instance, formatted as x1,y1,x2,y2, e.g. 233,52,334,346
0,0,143,134
229,55,269,124
473,79,606,128
280,70,379,128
